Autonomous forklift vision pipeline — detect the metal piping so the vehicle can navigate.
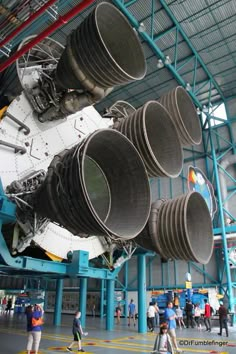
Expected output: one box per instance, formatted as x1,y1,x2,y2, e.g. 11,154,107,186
0,0,58,48
0,0,95,73
219,154,236,221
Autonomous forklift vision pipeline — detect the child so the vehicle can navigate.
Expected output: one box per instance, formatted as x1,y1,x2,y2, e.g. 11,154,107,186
116,303,122,324
152,322,174,354
194,303,202,330
67,311,85,352
175,306,186,329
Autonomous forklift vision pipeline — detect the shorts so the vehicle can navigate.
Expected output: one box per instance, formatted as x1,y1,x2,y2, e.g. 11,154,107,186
168,328,176,338
73,331,82,341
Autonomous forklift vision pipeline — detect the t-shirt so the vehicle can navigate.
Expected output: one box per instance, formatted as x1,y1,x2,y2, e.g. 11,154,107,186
73,317,81,334
159,333,168,351
164,308,176,329
31,310,43,332
128,303,135,315
194,307,201,317
147,305,156,318
219,306,227,319
204,303,211,318
175,308,183,317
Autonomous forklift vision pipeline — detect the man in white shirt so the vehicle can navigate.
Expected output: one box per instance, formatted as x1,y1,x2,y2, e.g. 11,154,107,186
147,302,156,332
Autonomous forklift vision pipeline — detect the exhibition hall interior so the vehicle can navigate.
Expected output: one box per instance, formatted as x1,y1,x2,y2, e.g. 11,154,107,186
0,0,236,353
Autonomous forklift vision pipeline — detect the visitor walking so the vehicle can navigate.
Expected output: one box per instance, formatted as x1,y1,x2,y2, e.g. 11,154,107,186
67,311,86,352
203,299,211,332
128,299,136,327
152,322,174,353
218,301,229,337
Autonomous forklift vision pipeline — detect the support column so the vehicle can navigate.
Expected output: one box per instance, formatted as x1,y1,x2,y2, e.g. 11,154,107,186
54,278,63,326
100,279,105,318
106,279,115,330
138,254,147,333
124,261,128,318
79,277,87,327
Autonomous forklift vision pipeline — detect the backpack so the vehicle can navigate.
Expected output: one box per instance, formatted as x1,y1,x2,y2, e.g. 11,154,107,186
32,316,44,327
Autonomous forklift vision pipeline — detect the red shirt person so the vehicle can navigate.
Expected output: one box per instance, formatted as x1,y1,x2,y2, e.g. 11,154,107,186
204,299,211,332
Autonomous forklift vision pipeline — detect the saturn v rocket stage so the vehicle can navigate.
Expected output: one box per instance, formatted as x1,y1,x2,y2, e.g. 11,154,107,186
0,2,213,265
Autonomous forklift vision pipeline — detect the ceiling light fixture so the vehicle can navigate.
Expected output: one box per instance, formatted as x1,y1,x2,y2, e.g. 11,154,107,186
157,59,164,69
138,22,146,32
196,107,201,115
202,105,208,113
186,82,191,91
164,55,172,65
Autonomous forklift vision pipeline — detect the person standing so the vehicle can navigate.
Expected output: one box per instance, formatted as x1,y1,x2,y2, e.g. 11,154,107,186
116,302,122,324
128,299,136,327
67,311,85,352
185,300,194,328
2,296,7,314
203,299,211,332
91,303,95,318
6,298,12,314
218,301,229,337
26,304,43,354
152,322,174,354
147,302,156,332
154,302,160,328
175,306,185,329
194,303,202,330
164,302,182,353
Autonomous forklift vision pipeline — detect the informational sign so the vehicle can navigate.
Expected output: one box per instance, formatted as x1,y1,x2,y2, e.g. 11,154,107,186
185,281,192,289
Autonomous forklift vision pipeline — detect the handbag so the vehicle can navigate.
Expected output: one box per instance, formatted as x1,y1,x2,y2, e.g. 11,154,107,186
32,317,44,327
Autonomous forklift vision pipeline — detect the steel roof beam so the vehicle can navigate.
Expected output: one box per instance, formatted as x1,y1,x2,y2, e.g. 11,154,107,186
113,0,225,107
159,0,225,101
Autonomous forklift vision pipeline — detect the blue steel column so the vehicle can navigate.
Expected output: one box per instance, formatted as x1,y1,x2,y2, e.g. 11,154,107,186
208,124,234,311
100,279,105,318
138,254,147,333
79,277,87,327
124,261,128,318
54,278,63,326
44,290,48,311
106,279,115,330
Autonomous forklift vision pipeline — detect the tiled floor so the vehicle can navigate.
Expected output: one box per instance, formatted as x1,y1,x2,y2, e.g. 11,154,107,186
0,312,235,353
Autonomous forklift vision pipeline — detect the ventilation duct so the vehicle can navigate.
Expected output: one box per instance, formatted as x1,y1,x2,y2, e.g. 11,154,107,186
34,129,151,240
114,101,183,178
135,192,213,264
159,86,202,146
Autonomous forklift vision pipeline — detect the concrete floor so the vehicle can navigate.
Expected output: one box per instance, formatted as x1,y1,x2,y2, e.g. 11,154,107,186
0,312,235,353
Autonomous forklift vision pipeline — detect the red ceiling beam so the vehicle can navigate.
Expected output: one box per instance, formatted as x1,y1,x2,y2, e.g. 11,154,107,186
0,0,95,73
0,0,58,48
